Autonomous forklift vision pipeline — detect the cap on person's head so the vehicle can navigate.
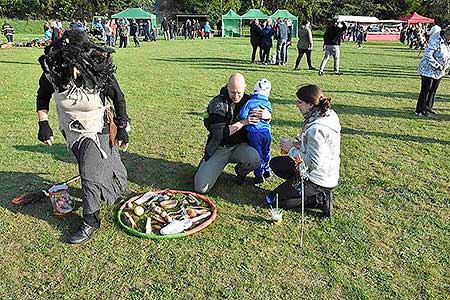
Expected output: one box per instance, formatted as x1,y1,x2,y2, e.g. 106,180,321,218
254,78,272,97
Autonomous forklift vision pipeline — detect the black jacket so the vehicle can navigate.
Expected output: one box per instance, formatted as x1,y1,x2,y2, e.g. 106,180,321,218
204,86,249,160
323,22,347,46
250,22,262,45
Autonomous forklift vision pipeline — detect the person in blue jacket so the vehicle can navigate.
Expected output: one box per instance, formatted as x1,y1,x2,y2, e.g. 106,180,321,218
240,78,272,183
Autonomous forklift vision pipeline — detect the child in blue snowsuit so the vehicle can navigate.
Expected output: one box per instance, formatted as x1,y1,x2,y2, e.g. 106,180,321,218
240,78,272,183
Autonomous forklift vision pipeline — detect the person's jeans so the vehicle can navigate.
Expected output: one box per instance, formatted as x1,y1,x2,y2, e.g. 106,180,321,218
261,46,271,63
6,35,13,42
119,36,127,48
416,76,442,113
194,143,260,194
106,35,111,47
276,39,287,64
111,33,116,47
295,48,313,69
319,45,340,73
133,33,140,47
164,30,170,40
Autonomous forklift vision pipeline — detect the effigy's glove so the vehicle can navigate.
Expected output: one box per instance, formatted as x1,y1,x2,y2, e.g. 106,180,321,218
116,127,129,145
38,120,53,143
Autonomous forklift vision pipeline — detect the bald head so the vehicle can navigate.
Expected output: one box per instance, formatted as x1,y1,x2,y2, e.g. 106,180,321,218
227,73,246,103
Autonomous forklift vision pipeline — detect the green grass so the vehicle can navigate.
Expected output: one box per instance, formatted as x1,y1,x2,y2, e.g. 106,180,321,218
0,37,449,299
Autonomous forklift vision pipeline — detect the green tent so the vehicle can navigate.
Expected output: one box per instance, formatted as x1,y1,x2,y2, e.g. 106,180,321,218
240,9,269,20
222,9,241,37
271,9,298,38
111,8,157,29
240,9,269,37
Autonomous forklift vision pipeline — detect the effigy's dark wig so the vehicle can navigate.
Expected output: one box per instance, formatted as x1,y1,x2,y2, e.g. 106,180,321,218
38,29,115,92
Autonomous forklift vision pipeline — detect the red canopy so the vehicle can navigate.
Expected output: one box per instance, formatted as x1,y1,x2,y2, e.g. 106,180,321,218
400,12,434,24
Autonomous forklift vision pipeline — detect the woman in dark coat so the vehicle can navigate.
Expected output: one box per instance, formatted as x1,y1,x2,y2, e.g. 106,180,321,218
260,20,274,65
250,19,262,63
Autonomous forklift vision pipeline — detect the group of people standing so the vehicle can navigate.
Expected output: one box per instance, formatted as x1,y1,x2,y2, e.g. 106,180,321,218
248,17,347,76
181,19,212,40
161,17,178,40
400,23,428,50
249,18,293,65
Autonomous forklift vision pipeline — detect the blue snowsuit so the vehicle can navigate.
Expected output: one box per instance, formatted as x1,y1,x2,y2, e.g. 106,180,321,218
239,93,272,177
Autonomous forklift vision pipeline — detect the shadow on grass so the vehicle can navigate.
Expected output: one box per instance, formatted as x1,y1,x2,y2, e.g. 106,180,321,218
0,60,39,65
271,119,450,145
153,56,303,75
342,127,450,145
159,56,421,79
329,89,418,101
0,171,83,242
334,103,450,120
154,57,250,65
10,144,271,225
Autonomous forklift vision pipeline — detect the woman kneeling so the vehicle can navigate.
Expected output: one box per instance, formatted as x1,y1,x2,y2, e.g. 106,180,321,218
268,85,341,217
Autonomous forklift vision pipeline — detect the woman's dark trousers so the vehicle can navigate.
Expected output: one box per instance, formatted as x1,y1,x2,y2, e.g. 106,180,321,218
295,48,313,69
261,46,271,63
268,156,331,210
251,43,262,63
416,76,441,114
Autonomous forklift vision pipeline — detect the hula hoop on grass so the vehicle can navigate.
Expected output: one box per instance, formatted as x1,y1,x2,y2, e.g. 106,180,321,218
117,189,217,240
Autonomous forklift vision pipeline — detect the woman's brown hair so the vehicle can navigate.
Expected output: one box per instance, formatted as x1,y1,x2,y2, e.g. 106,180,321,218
296,84,332,116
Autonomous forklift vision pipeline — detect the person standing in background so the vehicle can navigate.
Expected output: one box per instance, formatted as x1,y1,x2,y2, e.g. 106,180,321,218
110,19,117,47
261,20,274,65
294,20,315,71
415,25,450,116
250,19,262,63
318,18,347,76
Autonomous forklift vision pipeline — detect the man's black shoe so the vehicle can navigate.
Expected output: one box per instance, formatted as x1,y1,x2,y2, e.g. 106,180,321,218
427,108,437,114
234,165,249,185
67,222,99,244
309,66,316,70
318,70,323,76
334,72,343,75
253,175,264,184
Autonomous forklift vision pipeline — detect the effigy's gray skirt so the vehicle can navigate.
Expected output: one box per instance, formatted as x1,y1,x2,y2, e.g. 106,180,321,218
71,134,128,214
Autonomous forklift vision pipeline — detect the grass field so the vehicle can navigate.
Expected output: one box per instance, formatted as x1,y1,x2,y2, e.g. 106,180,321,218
0,36,449,299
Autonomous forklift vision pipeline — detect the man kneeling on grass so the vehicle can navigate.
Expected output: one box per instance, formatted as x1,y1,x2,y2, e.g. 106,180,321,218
194,73,272,194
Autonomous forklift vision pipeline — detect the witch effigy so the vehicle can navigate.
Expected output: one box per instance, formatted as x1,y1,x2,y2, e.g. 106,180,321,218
35,28,130,243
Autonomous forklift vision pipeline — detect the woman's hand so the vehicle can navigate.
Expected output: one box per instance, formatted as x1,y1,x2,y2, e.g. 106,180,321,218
280,137,295,153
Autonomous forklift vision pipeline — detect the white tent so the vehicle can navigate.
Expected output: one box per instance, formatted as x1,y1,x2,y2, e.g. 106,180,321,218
335,15,380,23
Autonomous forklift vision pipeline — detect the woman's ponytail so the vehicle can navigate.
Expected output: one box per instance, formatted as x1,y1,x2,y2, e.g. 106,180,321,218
318,95,332,116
